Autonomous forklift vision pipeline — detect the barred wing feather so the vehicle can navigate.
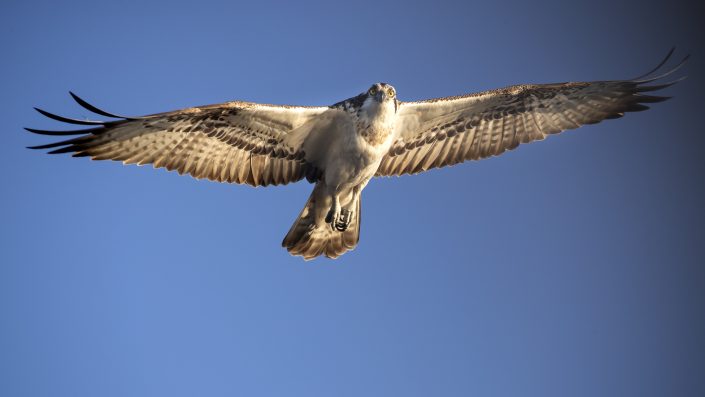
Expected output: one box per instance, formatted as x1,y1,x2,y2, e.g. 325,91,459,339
27,93,335,186
377,51,687,177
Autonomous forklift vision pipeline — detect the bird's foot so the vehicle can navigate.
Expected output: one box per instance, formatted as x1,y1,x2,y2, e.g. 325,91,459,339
336,209,353,231
325,207,339,229
325,208,352,232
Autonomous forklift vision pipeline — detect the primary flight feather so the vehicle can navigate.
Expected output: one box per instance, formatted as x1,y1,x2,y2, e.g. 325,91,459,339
27,49,687,260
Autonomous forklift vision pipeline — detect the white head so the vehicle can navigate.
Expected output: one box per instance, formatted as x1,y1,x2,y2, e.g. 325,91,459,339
362,82,398,114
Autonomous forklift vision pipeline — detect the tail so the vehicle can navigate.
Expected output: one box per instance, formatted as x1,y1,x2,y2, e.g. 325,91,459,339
282,183,361,260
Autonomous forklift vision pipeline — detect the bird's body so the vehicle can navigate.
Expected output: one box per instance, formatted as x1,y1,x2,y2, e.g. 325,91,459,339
285,84,399,257
323,86,397,191
27,50,687,259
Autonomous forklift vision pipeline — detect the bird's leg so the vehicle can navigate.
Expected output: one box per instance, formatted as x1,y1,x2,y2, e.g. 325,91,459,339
325,193,342,230
337,186,360,231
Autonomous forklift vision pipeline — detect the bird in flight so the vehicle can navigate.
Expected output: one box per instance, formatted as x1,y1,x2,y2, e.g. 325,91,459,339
27,49,687,260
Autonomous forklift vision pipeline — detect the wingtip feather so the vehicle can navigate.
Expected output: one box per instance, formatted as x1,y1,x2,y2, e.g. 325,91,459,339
634,53,690,84
24,126,101,136
632,47,675,80
33,106,106,125
636,75,687,92
635,95,671,103
68,91,138,120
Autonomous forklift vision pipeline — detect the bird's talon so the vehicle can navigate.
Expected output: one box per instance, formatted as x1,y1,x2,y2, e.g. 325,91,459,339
333,209,352,231
326,207,342,230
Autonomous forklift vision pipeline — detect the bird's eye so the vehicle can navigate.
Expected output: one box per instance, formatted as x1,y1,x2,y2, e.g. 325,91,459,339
369,87,377,95
387,88,395,97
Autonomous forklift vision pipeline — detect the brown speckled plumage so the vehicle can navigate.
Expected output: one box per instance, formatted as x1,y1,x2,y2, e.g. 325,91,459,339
26,49,687,260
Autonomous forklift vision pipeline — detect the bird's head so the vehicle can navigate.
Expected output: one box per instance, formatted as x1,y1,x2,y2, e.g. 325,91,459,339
367,83,396,102
363,82,398,113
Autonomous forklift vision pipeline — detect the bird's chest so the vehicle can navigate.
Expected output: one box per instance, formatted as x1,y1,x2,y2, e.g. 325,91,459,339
352,104,395,149
328,103,397,186
358,122,392,146
350,115,394,164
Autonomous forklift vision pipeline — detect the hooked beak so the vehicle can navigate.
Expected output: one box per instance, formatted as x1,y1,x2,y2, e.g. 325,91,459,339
374,90,385,102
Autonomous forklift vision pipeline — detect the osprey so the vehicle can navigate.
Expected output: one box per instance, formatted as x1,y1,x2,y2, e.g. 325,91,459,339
28,50,687,260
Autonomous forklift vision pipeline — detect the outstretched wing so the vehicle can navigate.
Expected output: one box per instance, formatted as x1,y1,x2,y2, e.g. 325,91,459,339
27,93,340,186
376,49,688,177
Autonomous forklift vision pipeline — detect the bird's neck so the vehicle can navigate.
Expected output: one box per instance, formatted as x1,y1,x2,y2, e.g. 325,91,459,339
357,100,395,146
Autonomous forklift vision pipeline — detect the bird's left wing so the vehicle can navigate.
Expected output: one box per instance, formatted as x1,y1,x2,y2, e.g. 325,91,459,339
376,51,687,177
28,93,339,186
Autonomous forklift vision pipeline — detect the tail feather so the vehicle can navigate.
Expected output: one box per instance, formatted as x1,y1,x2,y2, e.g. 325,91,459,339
282,184,361,260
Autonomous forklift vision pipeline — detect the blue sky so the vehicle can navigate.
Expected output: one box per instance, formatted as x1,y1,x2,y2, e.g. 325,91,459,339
1,0,703,396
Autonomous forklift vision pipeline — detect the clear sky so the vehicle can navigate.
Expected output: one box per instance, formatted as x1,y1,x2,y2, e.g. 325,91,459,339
1,0,703,396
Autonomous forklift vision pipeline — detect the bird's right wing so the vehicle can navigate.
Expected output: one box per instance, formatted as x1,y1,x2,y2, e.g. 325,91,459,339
27,93,346,186
376,49,687,177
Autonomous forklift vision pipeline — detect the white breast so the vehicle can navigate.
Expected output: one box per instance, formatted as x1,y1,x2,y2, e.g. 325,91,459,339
322,97,398,188
356,97,396,147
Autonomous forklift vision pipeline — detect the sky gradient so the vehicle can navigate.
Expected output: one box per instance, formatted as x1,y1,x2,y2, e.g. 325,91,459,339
1,1,704,396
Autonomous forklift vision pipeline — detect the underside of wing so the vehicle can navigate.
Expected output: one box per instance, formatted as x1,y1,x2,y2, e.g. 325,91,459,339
27,93,334,186
376,49,688,177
